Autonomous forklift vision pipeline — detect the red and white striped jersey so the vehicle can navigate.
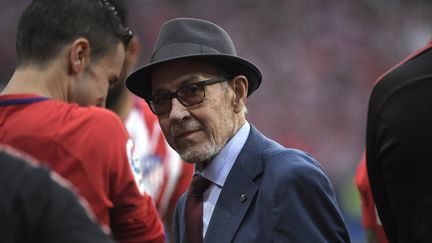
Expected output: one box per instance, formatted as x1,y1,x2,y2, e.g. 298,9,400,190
125,98,194,217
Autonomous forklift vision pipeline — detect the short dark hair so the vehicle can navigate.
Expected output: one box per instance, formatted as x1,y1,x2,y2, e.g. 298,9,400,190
16,0,132,67
110,0,128,26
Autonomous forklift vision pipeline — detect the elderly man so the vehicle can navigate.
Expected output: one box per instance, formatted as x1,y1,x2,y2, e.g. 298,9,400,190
126,18,350,243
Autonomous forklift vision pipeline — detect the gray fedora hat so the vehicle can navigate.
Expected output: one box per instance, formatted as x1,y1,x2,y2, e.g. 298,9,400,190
125,17,262,101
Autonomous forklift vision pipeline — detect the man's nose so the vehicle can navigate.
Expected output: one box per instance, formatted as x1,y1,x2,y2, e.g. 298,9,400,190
169,97,189,121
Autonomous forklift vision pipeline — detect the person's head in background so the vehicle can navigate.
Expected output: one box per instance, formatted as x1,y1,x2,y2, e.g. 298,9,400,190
5,0,133,107
105,0,141,117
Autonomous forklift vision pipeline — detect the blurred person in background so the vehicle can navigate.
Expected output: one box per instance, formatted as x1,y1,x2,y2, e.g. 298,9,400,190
0,145,115,243
126,17,350,243
366,40,432,242
106,0,194,240
0,0,164,242
355,153,388,243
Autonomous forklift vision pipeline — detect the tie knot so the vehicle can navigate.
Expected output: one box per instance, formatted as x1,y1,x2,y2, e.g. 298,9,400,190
188,174,210,197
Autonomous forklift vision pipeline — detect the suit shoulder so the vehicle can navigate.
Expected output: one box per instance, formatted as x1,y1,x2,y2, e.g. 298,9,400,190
263,140,321,169
246,128,323,173
261,147,336,206
261,143,329,183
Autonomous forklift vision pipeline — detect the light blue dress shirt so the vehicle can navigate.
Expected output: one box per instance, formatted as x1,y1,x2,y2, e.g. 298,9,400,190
198,121,250,236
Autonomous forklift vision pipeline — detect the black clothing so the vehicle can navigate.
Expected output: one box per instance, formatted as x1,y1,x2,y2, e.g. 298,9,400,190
0,147,116,243
366,43,432,243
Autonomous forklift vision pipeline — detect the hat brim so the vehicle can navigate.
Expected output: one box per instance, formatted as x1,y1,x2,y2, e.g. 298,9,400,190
125,54,262,101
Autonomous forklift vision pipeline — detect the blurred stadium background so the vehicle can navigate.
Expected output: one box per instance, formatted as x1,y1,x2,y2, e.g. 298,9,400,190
1,1,431,242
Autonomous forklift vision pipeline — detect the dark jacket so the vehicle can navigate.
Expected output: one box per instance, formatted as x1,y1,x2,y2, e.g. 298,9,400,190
366,42,432,242
0,147,115,243
173,126,350,243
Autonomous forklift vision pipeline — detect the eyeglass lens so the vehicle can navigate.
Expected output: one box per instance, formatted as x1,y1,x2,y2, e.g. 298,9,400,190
150,83,205,115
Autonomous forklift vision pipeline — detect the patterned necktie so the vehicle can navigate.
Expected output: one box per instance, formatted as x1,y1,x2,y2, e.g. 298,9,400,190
185,174,211,243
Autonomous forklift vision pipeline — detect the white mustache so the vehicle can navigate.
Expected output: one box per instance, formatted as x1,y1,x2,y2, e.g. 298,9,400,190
170,120,202,137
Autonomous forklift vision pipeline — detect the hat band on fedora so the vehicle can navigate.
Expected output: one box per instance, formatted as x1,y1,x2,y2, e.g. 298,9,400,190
151,43,223,63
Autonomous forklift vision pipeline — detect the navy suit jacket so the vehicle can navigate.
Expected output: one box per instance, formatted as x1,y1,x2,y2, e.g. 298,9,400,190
173,125,350,243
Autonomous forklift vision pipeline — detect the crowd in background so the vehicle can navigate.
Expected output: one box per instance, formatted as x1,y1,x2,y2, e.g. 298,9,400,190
1,0,431,242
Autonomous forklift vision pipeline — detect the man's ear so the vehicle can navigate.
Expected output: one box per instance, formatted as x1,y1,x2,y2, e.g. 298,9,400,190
69,38,91,74
124,36,141,74
229,75,248,113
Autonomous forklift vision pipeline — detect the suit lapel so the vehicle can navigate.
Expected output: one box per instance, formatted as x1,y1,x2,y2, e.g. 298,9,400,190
204,126,264,243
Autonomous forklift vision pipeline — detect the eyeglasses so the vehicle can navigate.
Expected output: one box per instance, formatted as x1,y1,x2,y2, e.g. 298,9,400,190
99,0,133,47
148,77,227,115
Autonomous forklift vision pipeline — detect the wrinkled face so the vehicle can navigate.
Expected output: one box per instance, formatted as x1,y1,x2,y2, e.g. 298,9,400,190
151,60,236,163
75,43,125,107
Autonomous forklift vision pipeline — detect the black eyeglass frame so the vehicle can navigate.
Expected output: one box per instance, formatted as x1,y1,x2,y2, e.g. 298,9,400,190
148,77,228,115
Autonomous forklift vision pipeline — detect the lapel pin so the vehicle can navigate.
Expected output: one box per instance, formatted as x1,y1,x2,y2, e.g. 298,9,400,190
240,194,247,203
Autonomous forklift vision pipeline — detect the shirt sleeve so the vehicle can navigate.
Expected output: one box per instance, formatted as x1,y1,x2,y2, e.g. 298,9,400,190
93,111,165,243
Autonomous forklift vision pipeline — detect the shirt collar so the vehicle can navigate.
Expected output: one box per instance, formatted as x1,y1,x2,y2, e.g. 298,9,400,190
0,94,49,107
201,121,250,187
